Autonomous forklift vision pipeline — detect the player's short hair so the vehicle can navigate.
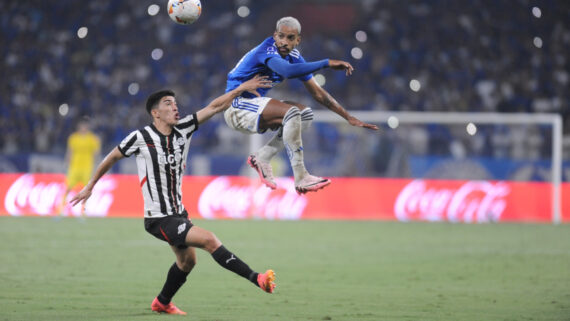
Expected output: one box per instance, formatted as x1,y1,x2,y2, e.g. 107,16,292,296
146,89,175,114
276,16,301,34
77,115,91,128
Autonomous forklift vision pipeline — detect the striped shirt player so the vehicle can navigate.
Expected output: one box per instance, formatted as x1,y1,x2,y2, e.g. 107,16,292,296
223,16,379,194
118,115,197,218
70,76,276,315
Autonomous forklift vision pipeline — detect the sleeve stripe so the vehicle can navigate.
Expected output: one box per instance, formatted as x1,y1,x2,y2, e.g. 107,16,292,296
118,131,139,157
177,113,199,132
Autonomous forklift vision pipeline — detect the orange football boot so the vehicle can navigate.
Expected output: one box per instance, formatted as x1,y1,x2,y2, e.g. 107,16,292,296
151,297,187,315
257,269,276,293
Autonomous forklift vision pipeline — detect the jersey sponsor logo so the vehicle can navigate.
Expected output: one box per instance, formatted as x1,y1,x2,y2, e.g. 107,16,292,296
177,223,186,235
158,152,182,165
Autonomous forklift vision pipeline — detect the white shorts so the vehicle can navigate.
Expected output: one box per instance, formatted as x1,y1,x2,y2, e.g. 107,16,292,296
223,96,272,134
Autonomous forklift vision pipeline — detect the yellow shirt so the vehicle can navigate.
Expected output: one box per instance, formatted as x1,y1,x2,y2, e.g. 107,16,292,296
68,132,100,171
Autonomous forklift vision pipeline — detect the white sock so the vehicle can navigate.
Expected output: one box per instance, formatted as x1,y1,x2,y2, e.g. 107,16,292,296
282,107,307,182
300,107,313,131
256,107,312,163
256,127,283,163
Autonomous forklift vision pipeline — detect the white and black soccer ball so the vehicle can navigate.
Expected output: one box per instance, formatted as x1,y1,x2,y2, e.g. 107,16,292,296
167,0,202,25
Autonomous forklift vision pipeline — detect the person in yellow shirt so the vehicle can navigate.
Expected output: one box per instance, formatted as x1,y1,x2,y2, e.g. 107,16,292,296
59,116,101,216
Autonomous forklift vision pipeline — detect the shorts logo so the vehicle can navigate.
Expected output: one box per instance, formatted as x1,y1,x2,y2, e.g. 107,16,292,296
177,223,186,235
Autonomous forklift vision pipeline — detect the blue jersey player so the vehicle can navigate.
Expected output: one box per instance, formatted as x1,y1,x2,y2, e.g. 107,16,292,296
224,16,379,194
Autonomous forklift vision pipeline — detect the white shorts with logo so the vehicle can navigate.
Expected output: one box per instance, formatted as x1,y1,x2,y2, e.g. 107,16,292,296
223,96,272,134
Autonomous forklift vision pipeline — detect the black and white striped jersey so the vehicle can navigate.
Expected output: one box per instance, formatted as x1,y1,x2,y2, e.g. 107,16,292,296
118,114,198,218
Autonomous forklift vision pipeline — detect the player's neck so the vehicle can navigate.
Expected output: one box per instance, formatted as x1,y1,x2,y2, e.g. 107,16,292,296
152,121,173,136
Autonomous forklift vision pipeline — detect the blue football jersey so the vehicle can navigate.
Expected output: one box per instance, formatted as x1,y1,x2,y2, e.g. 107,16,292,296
226,37,313,98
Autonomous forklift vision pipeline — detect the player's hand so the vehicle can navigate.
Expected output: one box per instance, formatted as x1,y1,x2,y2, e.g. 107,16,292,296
348,115,379,130
240,74,273,97
329,59,354,76
69,187,92,207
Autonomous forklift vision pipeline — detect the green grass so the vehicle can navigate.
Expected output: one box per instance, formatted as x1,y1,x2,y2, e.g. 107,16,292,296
1,217,569,321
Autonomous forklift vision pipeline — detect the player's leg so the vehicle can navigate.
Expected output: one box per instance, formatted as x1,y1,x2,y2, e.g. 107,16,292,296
76,170,91,218
251,101,314,190
248,119,283,189
224,97,282,189
162,246,196,300
223,96,327,193
58,187,71,216
259,99,307,182
260,100,330,193
185,225,276,293
256,101,312,162
58,170,78,216
282,100,313,131
150,214,196,315
280,103,329,194
151,246,195,315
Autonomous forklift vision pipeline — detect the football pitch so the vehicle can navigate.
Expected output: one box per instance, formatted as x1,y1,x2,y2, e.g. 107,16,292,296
1,217,569,321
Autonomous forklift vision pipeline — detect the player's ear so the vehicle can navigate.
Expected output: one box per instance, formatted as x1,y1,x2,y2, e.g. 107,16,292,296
151,108,159,119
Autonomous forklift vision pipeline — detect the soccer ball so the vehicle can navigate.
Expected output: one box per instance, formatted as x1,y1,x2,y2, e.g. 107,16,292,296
167,0,202,25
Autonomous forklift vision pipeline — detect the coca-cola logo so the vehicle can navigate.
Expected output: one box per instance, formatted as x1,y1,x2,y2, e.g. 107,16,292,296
198,176,307,220
394,180,510,223
4,174,116,217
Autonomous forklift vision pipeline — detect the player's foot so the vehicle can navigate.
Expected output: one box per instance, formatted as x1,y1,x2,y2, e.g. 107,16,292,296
295,175,331,194
247,155,277,189
151,297,187,315
257,269,276,293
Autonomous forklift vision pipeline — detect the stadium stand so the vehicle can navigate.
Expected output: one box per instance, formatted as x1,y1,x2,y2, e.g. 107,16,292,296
1,0,568,178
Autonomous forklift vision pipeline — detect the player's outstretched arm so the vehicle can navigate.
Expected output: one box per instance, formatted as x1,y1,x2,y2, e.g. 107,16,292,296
196,75,272,124
303,78,379,131
266,58,353,78
266,57,330,79
328,59,354,76
69,147,124,207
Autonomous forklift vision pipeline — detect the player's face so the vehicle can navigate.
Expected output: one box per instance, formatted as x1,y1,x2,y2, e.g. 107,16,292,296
273,25,301,57
155,96,180,126
77,121,90,133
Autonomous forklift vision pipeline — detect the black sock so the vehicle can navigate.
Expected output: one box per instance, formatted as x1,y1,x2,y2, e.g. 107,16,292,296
157,263,190,305
211,245,258,286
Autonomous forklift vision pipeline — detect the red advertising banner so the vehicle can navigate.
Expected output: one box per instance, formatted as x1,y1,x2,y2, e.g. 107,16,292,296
0,173,568,223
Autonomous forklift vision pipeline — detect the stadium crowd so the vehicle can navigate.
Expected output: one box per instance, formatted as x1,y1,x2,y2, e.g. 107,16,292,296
1,0,569,178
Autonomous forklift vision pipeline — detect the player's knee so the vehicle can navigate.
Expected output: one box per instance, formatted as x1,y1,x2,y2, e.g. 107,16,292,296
203,230,222,253
282,106,301,125
179,255,196,272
